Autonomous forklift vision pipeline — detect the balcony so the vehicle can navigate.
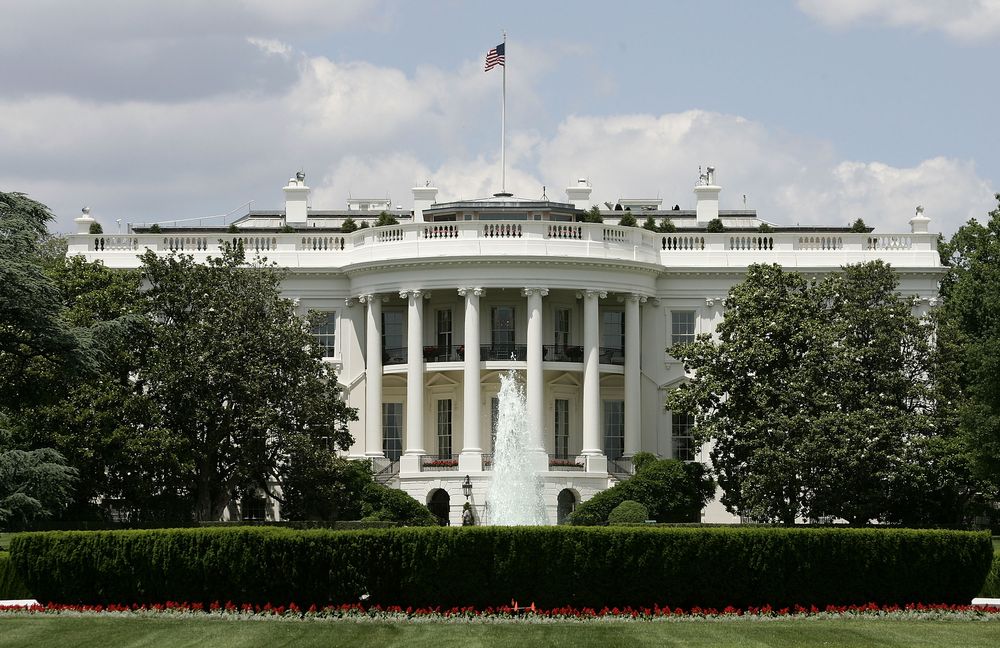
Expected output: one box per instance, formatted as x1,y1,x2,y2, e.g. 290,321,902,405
420,454,459,471
69,222,940,272
383,344,626,367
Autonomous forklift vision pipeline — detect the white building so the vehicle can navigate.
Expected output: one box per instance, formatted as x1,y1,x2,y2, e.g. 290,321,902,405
68,170,941,525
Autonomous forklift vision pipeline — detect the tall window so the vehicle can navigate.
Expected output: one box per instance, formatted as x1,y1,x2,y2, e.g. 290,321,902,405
491,305,515,356
311,311,336,358
554,308,571,351
437,399,453,458
382,310,404,362
672,413,696,461
671,311,696,347
382,403,403,460
490,396,499,452
601,311,624,356
436,309,453,358
603,400,625,460
554,399,569,459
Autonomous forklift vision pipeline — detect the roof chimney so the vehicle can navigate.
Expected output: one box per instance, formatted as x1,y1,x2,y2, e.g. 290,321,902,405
411,182,438,223
74,206,97,234
283,172,310,225
694,165,721,225
910,205,931,234
565,178,592,211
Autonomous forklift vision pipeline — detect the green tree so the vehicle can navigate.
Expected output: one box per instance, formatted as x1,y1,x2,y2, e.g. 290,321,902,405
137,245,357,520
0,192,97,411
340,217,358,233
279,448,372,521
705,218,725,233
642,216,658,231
937,196,1000,499
0,447,77,530
582,206,603,223
618,211,637,227
850,218,868,233
374,211,399,227
668,262,940,525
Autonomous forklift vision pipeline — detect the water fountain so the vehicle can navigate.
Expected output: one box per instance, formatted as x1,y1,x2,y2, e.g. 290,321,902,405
484,368,549,525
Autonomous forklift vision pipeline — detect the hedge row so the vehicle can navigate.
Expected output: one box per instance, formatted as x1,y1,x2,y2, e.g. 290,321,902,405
0,552,31,600
981,553,1000,598
9,526,992,609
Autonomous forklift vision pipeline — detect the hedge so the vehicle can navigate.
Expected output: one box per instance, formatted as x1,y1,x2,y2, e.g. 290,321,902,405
0,552,31,599
981,553,1000,598
9,526,992,609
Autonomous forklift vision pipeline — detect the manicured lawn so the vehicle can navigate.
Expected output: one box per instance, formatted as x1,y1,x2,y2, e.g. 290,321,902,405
1,616,999,648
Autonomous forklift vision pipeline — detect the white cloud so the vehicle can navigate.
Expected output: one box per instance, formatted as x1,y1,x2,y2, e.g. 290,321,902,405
247,38,294,59
797,0,1000,42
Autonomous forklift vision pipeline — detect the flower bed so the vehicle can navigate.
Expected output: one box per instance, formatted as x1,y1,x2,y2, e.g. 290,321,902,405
2,601,1000,623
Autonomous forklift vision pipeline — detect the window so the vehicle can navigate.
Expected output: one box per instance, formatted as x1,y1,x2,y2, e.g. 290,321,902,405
241,493,266,521
491,305,515,356
382,403,403,460
382,310,404,362
554,308,571,351
671,311,696,347
603,400,624,460
672,413,696,461
601,311,624,358
437,399,453,458
490,396,499,452
311,311,336,358
436,309,453,358
554,399,569,459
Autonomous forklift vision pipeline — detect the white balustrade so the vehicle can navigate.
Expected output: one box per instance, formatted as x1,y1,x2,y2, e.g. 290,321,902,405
546,224,582,239
662,235,705,251
729,235,774,251
868,235,912,250
797,235,843,251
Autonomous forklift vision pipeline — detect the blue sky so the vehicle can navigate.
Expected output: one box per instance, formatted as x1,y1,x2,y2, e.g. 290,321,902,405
0,0,997,233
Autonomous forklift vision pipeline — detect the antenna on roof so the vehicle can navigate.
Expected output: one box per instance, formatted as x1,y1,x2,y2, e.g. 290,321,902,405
542,185,547,200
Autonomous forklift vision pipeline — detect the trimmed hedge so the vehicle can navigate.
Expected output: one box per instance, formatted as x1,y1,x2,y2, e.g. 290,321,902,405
0,552,31,599
981,553,1000,598
10,527,992,609
608,500,648,524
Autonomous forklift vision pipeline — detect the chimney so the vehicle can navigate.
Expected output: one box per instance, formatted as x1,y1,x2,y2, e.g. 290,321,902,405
75,206,97,234
565,178,592,211
411,182,438,223
694,165,721,225
910,205,930,234
283,171,310,225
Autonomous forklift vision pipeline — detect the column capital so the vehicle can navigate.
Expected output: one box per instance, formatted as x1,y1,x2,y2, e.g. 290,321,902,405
399,289,424,300
576,290,607,300
521,287,549,297
344,297,358,308
705,296,727,308
358,293,376,304
458,287,485,297
619,293,648,304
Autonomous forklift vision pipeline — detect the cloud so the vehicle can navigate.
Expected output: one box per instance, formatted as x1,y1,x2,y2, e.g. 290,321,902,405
797,0,1000,42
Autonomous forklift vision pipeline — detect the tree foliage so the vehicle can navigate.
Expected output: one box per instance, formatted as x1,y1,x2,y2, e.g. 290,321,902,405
137,245,356,520
937,196,1000,498
667,262,954,525
582,206,603,223
0,448,77,530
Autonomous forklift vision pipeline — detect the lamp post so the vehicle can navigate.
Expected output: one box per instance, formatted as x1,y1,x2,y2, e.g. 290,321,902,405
462,475,472,501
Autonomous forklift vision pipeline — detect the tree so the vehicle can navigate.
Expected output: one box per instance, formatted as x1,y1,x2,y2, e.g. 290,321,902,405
137,244,357,520
667,262,941,524
937,196,1000,499
88,222,103,234
658,218,677,233
758,223,774,233
279,448,372,521
341,217,358,233
582,206,603,223
642,216,657,231
618,211,637,227
705,218,725,233
850,218,869,233
374,211,398,227
0,447,77,530
0,192,98,412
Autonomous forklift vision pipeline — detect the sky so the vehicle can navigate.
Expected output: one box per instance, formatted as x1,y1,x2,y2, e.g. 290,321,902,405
1,0,997,234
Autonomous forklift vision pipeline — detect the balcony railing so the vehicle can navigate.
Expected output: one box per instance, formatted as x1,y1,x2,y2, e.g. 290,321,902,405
549,455,585,471
599,347,625,366
480,344,527,361
542,345,584,362
422,345,462,362
607,456,636,478
420,454,459,471
71,223,939,273
384,344,627,365
382,347,407,364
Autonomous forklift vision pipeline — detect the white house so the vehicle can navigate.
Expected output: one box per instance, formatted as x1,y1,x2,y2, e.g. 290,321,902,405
68,169,942,525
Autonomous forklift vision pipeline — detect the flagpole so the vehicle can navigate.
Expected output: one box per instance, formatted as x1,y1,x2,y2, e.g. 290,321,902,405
501,30,506,195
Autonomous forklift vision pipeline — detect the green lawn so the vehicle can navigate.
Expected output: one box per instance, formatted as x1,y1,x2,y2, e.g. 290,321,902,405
1,617,999,648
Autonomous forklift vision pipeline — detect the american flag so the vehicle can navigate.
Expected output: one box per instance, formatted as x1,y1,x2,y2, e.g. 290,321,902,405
485,42,505,72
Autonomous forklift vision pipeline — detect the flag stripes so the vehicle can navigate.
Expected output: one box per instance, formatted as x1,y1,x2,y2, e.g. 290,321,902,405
485,42,505,71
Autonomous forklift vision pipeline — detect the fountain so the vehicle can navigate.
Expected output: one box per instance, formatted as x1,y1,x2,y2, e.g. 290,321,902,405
484,368,549,525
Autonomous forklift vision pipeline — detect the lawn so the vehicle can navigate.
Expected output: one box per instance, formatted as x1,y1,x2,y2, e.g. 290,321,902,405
1,616,1000,648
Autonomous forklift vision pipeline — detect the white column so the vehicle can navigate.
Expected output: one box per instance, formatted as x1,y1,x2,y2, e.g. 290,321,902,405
524,288,547,453
624,293,645,457
459,287,483,471
403,290,425,457
361,294,383,457
581,290,606,458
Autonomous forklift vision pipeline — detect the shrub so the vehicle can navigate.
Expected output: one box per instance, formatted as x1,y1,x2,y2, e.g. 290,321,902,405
88,222,103,234
581,206,603,223
358,221,369,229
608,500,648,524
981,553,1000,597
360,483,436,527
9,527,992,609
632,452,657,473
642,216,657,231
705,218,725,233
850,218,869,232
758,222,774,233
569,459,714,525
658,218,677,233
148,224,162,233
0,552,30,599
340,217,358,233
279,224,296,233
618,212,637,227
375,212,398,227
226,223,239,234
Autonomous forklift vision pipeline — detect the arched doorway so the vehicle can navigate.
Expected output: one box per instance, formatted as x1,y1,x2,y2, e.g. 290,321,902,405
557,489,577,524
428,489,451,526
